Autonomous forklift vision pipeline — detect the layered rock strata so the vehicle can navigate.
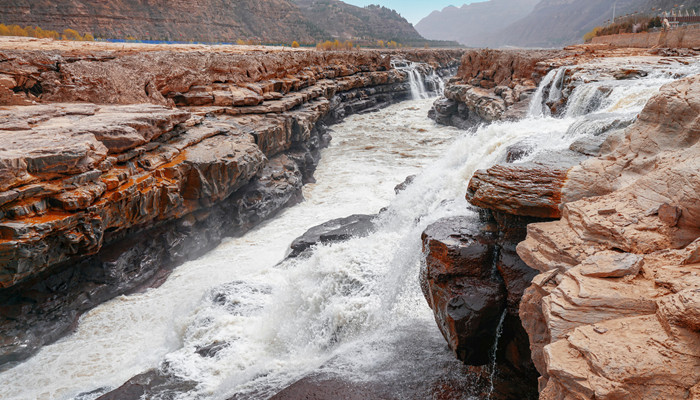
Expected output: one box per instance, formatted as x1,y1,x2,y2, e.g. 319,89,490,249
425,48,700,399
429,49,562,128
430,46,660,128
0,43,464,366
518,73,700,399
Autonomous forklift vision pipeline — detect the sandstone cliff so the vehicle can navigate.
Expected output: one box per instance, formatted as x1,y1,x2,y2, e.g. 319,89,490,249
518,73,700,399
423,46,700,399
0,38,464,366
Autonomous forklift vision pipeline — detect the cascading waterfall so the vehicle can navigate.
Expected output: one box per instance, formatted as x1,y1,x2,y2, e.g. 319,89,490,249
409,68,428,100
527,67,563,117
486,311,507,400
392,60,445,100
1,58,699,400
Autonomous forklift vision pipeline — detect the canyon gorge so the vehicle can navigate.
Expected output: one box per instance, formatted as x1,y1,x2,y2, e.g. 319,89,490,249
0,36,699,400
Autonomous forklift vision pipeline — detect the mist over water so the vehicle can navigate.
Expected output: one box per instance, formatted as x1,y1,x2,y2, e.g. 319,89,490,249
1,58,698,400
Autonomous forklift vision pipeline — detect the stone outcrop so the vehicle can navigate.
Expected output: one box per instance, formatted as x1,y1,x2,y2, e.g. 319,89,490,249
516,73,700,400
0,40,464,367
287,214,376,258
420,211,542,400
429,49,561,128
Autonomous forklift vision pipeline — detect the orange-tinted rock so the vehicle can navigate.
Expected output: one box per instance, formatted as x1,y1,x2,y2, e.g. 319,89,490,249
467,159,580,219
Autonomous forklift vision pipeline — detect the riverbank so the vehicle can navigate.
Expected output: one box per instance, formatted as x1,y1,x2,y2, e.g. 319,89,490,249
0,36,463,367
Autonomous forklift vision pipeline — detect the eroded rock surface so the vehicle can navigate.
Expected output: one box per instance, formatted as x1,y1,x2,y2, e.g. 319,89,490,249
517,74,700,399
0,44,464,366
429,49,563,128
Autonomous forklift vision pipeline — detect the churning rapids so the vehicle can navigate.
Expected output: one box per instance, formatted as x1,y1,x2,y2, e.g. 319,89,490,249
2,59,699,400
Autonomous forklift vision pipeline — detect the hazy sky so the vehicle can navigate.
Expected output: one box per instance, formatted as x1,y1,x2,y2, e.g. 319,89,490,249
343,0,488,24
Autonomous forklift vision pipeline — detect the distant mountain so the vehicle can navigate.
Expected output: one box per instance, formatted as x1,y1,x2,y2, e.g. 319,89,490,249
492,0,653,47
417,0,700,49
0,0,453,45
294,0,425,44
415,0,539,47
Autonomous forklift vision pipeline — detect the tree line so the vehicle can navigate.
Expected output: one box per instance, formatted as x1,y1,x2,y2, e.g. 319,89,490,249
0,24,94,41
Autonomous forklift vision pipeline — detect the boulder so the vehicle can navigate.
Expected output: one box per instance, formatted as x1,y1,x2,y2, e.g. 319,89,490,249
287,214,376,258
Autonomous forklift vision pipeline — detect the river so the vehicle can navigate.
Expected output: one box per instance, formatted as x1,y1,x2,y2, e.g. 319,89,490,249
1,57,698,400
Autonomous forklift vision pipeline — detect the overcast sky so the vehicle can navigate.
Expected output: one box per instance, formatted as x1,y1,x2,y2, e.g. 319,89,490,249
342,0,488,24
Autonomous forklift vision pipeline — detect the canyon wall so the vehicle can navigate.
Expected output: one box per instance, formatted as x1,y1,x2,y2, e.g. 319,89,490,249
519,73,700,400
423,46,700,399
0,39,463,367
0,0,428,44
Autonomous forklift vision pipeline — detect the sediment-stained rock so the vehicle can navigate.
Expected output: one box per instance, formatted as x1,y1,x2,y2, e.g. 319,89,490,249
0,42,464,366
466,156,582,219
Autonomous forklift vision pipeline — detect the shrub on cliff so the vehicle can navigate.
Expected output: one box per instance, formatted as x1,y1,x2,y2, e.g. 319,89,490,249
0,23,92,41
292,40,300,48
62,28,82,41
583,27,602,42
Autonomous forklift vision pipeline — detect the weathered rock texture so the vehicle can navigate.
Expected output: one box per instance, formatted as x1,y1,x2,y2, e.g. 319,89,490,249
429,49,561,129
0,42,464,366
517,74,700,399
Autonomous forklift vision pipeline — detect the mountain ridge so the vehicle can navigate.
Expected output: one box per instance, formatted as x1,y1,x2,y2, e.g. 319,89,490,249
0,0,452,45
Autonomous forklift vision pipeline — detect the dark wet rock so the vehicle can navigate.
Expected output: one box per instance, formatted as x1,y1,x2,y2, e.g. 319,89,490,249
394,174,416,194
421,216,505,365
288,214,376,258
504,143,533,163
270,376,389,400
97,369,198,400
195,341,229,358
435,276,506,365
420,210,543,393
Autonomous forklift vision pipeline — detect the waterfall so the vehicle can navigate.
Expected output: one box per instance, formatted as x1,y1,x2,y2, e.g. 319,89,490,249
408,67,428,100
486,310,507,400
527,67,561,117
392,60,443,100
2,60,699,400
